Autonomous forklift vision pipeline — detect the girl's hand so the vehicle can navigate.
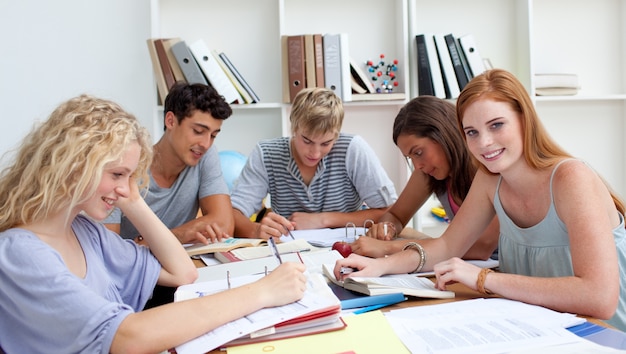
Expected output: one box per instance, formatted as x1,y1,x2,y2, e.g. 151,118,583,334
333,253,385,280
254,262,307,308
433,257,482,291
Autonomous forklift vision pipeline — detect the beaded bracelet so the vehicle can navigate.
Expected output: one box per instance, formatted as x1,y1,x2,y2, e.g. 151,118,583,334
402,242,426,274
476,268,494,295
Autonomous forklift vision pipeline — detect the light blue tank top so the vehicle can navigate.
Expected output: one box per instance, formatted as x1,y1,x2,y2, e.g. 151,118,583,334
494,159,626,331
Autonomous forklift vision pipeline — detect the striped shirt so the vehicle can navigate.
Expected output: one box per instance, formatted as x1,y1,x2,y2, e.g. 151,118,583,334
231,133,397,218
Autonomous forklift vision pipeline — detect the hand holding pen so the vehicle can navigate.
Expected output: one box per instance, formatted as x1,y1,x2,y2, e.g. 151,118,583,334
256,211,296,240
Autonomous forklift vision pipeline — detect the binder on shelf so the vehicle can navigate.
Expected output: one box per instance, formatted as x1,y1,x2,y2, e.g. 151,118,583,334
189,39,242,104
146,39,169,104
415,34,435,96
213,50,253,104
171,40,209,86
424,34,446,98
286,35,306,103
218,52,260,103
280,35,290,103
162,37,187,84
455,36,473,83
323,33,351,102
313,34,325,87
153,38,177,91
433,33,460,99
304,34,317,88
444,33,470,91
458,34,486,78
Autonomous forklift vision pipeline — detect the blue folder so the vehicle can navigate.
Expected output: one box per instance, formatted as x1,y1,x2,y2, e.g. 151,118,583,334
567,321,626,350
328,282,406,310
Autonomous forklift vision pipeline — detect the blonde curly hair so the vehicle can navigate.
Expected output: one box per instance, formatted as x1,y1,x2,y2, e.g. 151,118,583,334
0,95,153,231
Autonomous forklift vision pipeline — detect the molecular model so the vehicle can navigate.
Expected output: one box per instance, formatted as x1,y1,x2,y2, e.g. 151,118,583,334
366,54,399,93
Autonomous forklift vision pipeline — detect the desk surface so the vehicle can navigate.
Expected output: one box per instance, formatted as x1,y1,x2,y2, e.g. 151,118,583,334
191,258,609,328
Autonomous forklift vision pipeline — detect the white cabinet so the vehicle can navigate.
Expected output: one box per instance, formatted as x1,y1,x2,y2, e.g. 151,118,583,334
408,0,626,197
150,0,626,230
150,0,411,193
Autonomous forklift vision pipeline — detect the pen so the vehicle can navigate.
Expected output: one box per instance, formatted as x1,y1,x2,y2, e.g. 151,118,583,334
268,236,283,264
353,302,396,315
340,267,356,275
284,226,296,240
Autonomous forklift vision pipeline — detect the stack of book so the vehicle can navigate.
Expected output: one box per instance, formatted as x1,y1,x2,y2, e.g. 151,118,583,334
415,33,487,99
534,73,580,96
146,38,260,105
281,33,405,103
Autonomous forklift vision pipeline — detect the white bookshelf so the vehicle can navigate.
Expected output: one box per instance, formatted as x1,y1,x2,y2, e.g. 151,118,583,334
150,0,626,231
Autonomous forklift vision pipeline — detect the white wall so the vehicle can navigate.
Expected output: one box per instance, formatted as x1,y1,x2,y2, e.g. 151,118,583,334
0,0,153,165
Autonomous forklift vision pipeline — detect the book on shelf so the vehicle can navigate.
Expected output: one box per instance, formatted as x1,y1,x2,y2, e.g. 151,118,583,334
415,34,436,97
218,52,260,103
286,35,306,103
162,38,187,84
326,281,406,310
322,263,454,299
184,238,267,257
458,34,486,78
349,57,375,94
304,34,317,88
214,239,316,263
424,34,446,98
174,273,343,354
433,33,460,99
313,34,325,87
146,39,169,104
171,40,209,86
153,38,177,91
534,73,580,96
444,33,470,91
350,92,406,102
188,39,242,104
212,50,253,104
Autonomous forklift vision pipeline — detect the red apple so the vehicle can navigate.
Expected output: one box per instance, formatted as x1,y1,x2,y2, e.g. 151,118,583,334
332,241,352,258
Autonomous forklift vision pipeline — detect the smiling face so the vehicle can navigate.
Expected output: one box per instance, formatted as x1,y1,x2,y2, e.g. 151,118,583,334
461,98,524,174
166,110,223,167
397,133,450,180
291,129,337,168
80,142,141,221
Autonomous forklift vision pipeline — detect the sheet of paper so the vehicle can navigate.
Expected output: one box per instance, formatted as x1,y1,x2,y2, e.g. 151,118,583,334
384,298,587,354
174,273,339,354
280,227,367,247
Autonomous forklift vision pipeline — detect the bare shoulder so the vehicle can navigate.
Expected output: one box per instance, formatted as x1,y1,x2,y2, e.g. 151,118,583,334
552,159,605,194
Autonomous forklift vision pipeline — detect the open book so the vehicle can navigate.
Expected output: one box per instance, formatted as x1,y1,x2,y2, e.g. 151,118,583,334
184,238,266,257
214,239,316,263
322,263,454,299
174,273,342,354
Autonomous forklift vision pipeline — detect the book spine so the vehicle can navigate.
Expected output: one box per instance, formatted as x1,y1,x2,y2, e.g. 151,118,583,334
313,34,325,87
433,33,460,99
415,34,435,96
146,39,169,104
154,38,177,91
218,52,260,103
444,34,469,90
287,35,306,103
189,39,243,104
458,34,486,78
304,34,317,88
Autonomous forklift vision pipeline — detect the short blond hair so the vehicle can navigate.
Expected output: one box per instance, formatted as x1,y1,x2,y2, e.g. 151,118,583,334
289,87,344,137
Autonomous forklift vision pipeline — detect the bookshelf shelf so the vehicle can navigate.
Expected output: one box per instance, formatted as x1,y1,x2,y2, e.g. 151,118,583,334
150,0,626,230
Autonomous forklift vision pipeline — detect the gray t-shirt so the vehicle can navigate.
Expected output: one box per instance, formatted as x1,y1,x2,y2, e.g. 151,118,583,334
231,133,397,218
105,144,229,239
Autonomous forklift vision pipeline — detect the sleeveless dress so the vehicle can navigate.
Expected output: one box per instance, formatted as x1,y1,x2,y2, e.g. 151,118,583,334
494,160,626,331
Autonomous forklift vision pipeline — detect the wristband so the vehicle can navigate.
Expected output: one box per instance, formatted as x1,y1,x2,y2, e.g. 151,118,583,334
476,268,494,295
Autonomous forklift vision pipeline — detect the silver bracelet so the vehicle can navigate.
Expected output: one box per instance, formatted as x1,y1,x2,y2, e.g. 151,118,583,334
402,242,426,273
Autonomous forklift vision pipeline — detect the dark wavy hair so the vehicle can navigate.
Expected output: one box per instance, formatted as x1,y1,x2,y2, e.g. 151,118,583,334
163,82,232,130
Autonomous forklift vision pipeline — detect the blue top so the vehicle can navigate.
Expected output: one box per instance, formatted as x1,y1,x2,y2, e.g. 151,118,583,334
0,215,161,353
231,133,397,218
495,160,626,331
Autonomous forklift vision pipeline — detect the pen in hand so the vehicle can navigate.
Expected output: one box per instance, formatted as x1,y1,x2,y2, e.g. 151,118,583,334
268,236,283,264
